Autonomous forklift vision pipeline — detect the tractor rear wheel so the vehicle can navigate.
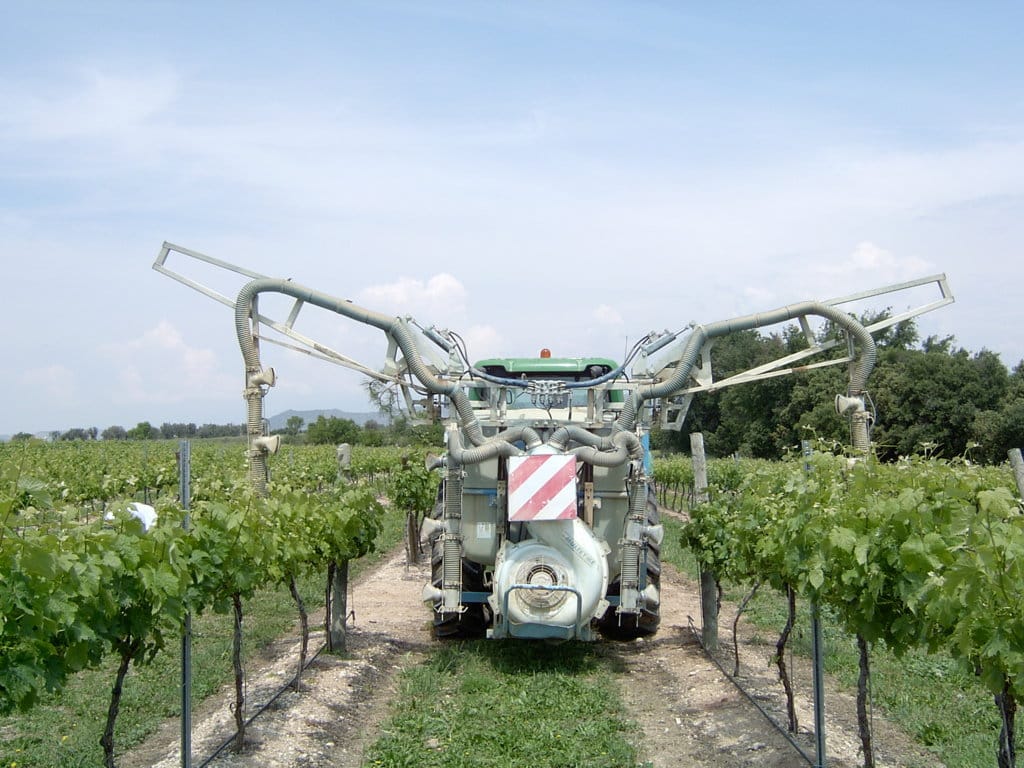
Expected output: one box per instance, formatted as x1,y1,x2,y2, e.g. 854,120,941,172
426,492,489,639
597,488,661,640
429,538,489,638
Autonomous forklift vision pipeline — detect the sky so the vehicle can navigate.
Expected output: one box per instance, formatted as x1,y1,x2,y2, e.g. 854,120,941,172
2,1,1022,436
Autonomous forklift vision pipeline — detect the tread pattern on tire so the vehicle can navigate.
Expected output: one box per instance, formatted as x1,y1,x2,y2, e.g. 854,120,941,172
427,489,490,639
597,487,662,640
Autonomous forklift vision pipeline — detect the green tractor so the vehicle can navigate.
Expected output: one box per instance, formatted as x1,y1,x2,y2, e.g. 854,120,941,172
421,354,662,640
154,242,953,641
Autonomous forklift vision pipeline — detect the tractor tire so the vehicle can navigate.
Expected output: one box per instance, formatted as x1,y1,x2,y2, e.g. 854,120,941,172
426,487,489,639
429,536,489,639
597,487,662,640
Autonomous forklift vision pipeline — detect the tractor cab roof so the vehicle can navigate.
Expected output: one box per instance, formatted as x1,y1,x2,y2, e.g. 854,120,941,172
474,357,619,379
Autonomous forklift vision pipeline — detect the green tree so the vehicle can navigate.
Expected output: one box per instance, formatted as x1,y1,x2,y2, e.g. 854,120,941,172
306,416,360,445
102,426,128,441
779,366,848,447
701,332,797,458
779,314,921,452
60,427,91,441
126,421,158,440
409,422,444,447
196,423,244,438
360,419,384,447
971,359,1024,463
871,342,1008,460
285,415,305,436
660,329,766,454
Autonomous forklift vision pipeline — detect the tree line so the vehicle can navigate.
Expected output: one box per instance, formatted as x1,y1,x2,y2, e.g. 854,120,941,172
654,315,1024,464
299,414,444,447
12,316,1021,463
9,415,443,449
9,421,248,443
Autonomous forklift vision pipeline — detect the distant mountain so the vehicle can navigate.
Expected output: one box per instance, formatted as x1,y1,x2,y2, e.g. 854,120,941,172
267,409,389,432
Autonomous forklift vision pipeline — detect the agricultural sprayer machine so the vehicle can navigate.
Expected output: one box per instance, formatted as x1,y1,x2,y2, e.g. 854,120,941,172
154,243,952,641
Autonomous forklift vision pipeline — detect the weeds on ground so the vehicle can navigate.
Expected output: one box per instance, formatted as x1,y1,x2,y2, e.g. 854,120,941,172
365,641,640,768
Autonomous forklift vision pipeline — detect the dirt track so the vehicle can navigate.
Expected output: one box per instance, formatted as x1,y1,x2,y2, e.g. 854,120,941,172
126,536,939,768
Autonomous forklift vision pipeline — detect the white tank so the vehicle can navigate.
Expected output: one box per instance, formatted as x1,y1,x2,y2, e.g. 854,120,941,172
491,518,609,629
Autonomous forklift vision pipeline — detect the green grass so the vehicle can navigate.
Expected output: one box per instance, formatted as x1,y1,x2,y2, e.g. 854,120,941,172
661,515,1018,768
0,501,407,768
364,641,642,768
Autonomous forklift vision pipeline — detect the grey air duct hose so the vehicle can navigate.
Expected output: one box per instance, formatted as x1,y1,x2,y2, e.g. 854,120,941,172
445,425,543,467
547,425,609,452
548,425,644,467
232,278,493,469
570,435,643,467
615,301,877,449
446,423,642,469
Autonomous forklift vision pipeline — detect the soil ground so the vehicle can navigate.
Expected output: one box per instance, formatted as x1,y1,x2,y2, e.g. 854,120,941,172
126,526,940,768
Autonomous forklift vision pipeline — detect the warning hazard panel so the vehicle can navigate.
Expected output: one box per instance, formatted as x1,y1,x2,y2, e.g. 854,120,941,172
507,454,578,521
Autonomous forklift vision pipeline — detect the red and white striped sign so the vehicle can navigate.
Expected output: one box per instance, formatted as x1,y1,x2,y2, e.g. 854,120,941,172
508,454,578,521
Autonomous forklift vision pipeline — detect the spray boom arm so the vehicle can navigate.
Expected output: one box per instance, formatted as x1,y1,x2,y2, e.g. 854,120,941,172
154,241,954,460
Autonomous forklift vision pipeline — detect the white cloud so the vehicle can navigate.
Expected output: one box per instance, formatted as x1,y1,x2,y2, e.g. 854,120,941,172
592,304,623,326
100,321,236,404
848,242,929,275
805,241,935,300
816,140,1024,217
21,364,77,405
461,325,503,359
358,273,468,322
1,67,179,141
742,285,776,306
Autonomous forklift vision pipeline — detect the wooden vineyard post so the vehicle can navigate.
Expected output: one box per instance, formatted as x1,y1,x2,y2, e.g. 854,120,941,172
328,560,349,653
1010,448,1024,499
691,433,718,652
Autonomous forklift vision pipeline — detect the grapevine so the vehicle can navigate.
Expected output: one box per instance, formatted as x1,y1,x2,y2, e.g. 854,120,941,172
676,448,1023,766
0,441,397,764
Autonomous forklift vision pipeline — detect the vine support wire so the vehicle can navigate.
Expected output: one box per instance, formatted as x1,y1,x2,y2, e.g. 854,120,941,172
688,617,814,766
179,440,192,768
198,642,329,768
